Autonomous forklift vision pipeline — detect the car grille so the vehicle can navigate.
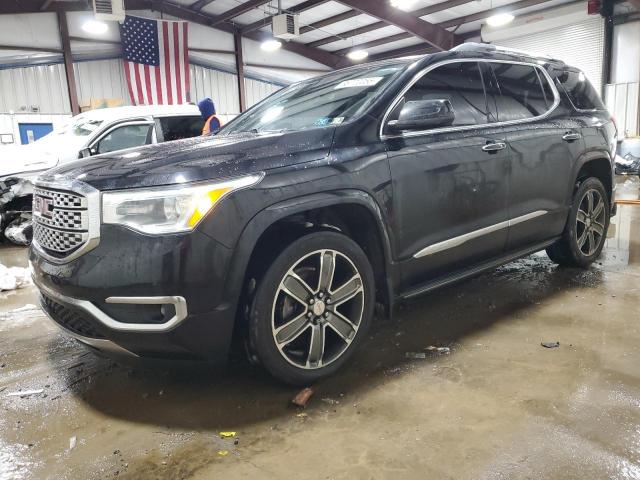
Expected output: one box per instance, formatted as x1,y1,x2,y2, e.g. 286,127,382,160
33,186,89,257
41,293,105,339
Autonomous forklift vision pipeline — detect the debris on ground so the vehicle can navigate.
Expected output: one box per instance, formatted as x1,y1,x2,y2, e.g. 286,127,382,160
5,214,33,246
295,412,308,418
8,304,38,313
405,352,427,359
291,387,315,408
426,346,451,355
321,397,340,406
219,431,236,438
6,389,44,397
0,263,32,291
69,436,77,450
217,450,228,456
541,341,560,348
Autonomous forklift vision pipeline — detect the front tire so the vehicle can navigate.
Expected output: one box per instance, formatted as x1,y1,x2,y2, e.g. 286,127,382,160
546,177,610,268
248,231,375,385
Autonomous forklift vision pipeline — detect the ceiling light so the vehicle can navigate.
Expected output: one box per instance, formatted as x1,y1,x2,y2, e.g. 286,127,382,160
82,19,108,35
390,0,418,11
261,39,282,51
347,49,369,61
486,13,515,27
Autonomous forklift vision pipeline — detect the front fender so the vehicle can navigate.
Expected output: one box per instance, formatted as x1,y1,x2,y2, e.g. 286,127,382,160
219,189,396,319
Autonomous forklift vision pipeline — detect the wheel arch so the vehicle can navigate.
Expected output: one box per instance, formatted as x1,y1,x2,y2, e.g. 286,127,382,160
223,190,396,340
570,150,614,204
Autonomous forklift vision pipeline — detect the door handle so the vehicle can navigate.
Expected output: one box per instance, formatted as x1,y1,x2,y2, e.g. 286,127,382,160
562,132,581,142
481,142,506,153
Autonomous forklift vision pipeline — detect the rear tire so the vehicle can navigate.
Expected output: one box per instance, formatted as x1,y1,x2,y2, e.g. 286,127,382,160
248,231,375,385
546,177,609,268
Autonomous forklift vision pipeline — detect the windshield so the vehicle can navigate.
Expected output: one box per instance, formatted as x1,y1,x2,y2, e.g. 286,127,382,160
219,62,408,135
26,116,103,150
58,117,104,137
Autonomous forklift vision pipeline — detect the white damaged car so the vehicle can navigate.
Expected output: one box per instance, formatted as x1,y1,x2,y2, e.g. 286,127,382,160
0,104,204,245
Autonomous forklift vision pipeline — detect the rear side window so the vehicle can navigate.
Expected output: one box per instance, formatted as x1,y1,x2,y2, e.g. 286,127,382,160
558,70,605,111
158,116,205,142
396,61,489,128
489,63,553,122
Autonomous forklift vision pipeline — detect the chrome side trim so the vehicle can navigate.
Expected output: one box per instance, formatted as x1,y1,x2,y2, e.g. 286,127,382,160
33,276,189,333
379,58,561,141
414,220,509,258
32,178,101,264
413,210,548,258
508,209,548,226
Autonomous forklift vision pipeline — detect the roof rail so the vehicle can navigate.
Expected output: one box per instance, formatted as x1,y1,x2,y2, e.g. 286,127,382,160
451,42,564,64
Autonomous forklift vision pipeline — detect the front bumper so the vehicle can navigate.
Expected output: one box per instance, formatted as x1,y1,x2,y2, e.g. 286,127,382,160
30,224,240,363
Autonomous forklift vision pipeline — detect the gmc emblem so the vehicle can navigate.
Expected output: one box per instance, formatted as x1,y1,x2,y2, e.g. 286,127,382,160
34,196,54,218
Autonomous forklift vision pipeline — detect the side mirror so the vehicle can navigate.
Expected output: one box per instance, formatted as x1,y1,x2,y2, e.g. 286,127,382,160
387,99,455,132
79,147,96,158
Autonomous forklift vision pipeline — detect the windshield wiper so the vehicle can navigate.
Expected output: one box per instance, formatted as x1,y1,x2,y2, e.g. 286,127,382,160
232,128,259,134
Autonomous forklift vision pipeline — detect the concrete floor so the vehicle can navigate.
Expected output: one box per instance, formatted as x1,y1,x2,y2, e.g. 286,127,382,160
1,176,639,480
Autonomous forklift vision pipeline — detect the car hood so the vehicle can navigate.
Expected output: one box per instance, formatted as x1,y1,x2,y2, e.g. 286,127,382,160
0,143,60,178
40,128,335,190
0,131,90,178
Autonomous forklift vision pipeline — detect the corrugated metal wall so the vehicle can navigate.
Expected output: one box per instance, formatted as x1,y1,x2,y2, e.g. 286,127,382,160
605,82,639,138
0,60,282,117
190,64,240,116
74,59,130,109
0,63,70,114
494,16,605,94
245,77,280,109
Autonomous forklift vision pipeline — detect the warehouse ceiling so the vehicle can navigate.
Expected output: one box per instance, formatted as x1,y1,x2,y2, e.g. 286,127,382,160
0,0,631,68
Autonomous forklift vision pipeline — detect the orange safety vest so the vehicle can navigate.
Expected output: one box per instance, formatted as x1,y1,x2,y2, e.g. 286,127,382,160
202,115,221,135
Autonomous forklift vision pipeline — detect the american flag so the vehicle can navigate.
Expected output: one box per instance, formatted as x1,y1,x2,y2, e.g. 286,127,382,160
120,15,190,105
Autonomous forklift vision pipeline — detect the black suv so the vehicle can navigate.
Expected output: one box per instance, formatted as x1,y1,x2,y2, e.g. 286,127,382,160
31,44,617,385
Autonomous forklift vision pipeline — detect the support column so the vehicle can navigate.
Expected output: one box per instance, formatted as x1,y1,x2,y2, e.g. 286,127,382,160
234,30,246,113
57,9,80,115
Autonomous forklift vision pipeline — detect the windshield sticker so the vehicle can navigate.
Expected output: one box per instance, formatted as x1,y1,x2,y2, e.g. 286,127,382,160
330,117,345,125
334,77,383,89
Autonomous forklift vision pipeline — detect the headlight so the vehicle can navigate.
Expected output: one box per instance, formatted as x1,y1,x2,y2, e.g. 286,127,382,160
102,174,263,234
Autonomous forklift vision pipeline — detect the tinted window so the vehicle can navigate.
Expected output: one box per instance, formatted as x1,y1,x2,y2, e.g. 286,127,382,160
558,70,605,111
392,61,488,128
489,63,552,121
96,124,153,154
158,115,205,142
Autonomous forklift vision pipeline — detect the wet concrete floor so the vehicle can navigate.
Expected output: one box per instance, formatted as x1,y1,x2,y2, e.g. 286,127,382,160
1,176,639,480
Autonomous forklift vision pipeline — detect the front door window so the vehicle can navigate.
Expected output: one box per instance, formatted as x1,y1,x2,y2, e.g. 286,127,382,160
96,124,154,154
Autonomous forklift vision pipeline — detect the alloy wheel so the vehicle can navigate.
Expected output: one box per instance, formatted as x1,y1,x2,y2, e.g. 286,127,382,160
576,188,606,256
271,249,365,369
